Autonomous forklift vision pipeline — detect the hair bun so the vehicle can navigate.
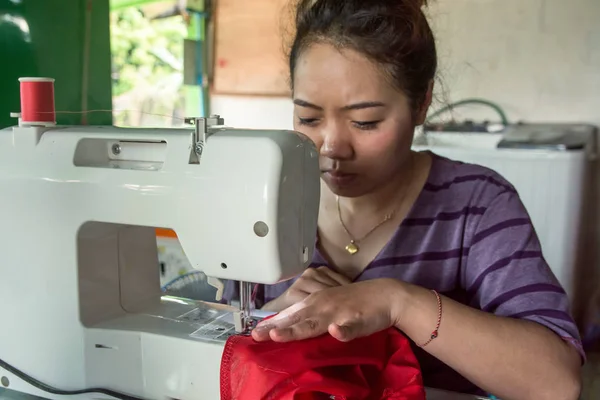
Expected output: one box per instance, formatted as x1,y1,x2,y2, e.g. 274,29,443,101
289,0,437,109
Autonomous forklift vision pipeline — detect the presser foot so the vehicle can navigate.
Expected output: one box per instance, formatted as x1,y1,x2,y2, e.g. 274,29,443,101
233,310,261,335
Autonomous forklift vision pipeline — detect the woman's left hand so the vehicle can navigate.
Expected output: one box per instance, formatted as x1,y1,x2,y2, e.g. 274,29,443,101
252,278,406,342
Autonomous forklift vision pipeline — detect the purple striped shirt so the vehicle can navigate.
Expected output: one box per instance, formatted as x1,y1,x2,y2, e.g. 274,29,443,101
223,152,583,396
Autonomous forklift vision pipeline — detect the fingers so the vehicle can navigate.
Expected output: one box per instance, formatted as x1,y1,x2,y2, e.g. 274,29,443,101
251,323,275,341
252,273,355,343
267,268,345,312
329,322,363,342
255,305,326,342
268,301,307,323
294,276,332,293
318,267,352,286
269,317,326,342
253,319,363,343
254,315,364,343
303,267,341,287
252,302,307,341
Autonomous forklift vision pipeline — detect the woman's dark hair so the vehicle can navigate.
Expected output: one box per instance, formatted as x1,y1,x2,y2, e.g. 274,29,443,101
289,0,437,112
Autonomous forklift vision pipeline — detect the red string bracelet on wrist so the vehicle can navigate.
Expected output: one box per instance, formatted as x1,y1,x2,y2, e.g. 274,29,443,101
417,289,442,348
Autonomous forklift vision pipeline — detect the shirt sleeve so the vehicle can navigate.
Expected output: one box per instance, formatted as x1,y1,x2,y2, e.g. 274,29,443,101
464,187,584,360
221,280,238,305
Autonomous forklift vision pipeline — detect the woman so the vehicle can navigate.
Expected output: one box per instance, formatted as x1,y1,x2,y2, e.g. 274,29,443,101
224,0,583,398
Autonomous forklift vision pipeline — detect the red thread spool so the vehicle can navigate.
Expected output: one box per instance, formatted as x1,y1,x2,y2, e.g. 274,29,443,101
19,77,56,125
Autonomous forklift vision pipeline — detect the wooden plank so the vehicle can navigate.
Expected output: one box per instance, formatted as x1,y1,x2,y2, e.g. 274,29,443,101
213,0,294,96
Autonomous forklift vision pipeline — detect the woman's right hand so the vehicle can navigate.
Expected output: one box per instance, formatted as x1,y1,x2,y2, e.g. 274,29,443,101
262,266,351,312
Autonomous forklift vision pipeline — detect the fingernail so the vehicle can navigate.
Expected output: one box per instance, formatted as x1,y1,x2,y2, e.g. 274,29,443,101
254,323,274,332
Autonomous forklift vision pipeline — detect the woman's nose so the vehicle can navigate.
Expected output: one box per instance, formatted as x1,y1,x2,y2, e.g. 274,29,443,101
320,124,353,160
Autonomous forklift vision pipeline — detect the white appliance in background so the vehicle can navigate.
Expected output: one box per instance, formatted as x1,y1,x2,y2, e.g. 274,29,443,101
413,123,597,311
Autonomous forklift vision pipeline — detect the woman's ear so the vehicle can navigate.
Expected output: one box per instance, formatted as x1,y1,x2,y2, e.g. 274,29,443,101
414,80,434,126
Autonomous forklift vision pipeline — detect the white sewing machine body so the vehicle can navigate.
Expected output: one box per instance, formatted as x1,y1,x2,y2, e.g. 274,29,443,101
0,121,320,400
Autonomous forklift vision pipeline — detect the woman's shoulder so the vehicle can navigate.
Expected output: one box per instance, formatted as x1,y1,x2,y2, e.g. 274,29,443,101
423,152,518,208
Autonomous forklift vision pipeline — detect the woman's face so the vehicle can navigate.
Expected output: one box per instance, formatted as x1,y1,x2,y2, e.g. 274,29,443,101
292,43,427,198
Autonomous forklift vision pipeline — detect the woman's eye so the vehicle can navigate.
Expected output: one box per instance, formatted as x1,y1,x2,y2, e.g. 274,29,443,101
353,120,381,131
298,117,319,127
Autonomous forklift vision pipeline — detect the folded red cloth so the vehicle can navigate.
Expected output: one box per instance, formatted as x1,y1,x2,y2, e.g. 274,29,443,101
220,326,426,400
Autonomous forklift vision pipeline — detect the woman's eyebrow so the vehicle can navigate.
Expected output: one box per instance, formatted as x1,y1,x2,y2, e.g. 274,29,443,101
342,101,385,111
293,99,323,110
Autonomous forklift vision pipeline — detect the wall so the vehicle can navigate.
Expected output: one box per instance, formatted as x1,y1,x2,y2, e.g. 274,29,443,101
428,0,600,126
211,95,294,130
0,0,113,128
211,0,600,129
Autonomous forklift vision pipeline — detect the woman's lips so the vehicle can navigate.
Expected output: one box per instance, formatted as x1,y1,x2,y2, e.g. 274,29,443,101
322,171,358,186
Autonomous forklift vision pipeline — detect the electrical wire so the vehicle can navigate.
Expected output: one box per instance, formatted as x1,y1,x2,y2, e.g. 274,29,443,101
0,357,147,400
426,98,509,126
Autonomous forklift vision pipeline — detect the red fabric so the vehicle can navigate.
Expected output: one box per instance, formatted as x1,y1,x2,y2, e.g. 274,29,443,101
220,326,426,400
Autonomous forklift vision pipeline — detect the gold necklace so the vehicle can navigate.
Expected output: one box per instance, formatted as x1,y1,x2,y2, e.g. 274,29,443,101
336,196,395,255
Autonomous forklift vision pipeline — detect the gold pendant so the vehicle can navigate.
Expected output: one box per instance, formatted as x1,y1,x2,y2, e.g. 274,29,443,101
345,241,359,255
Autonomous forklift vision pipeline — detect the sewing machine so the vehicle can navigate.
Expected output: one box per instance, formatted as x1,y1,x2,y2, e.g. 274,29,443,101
0,78,322,399
0,78,489,400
